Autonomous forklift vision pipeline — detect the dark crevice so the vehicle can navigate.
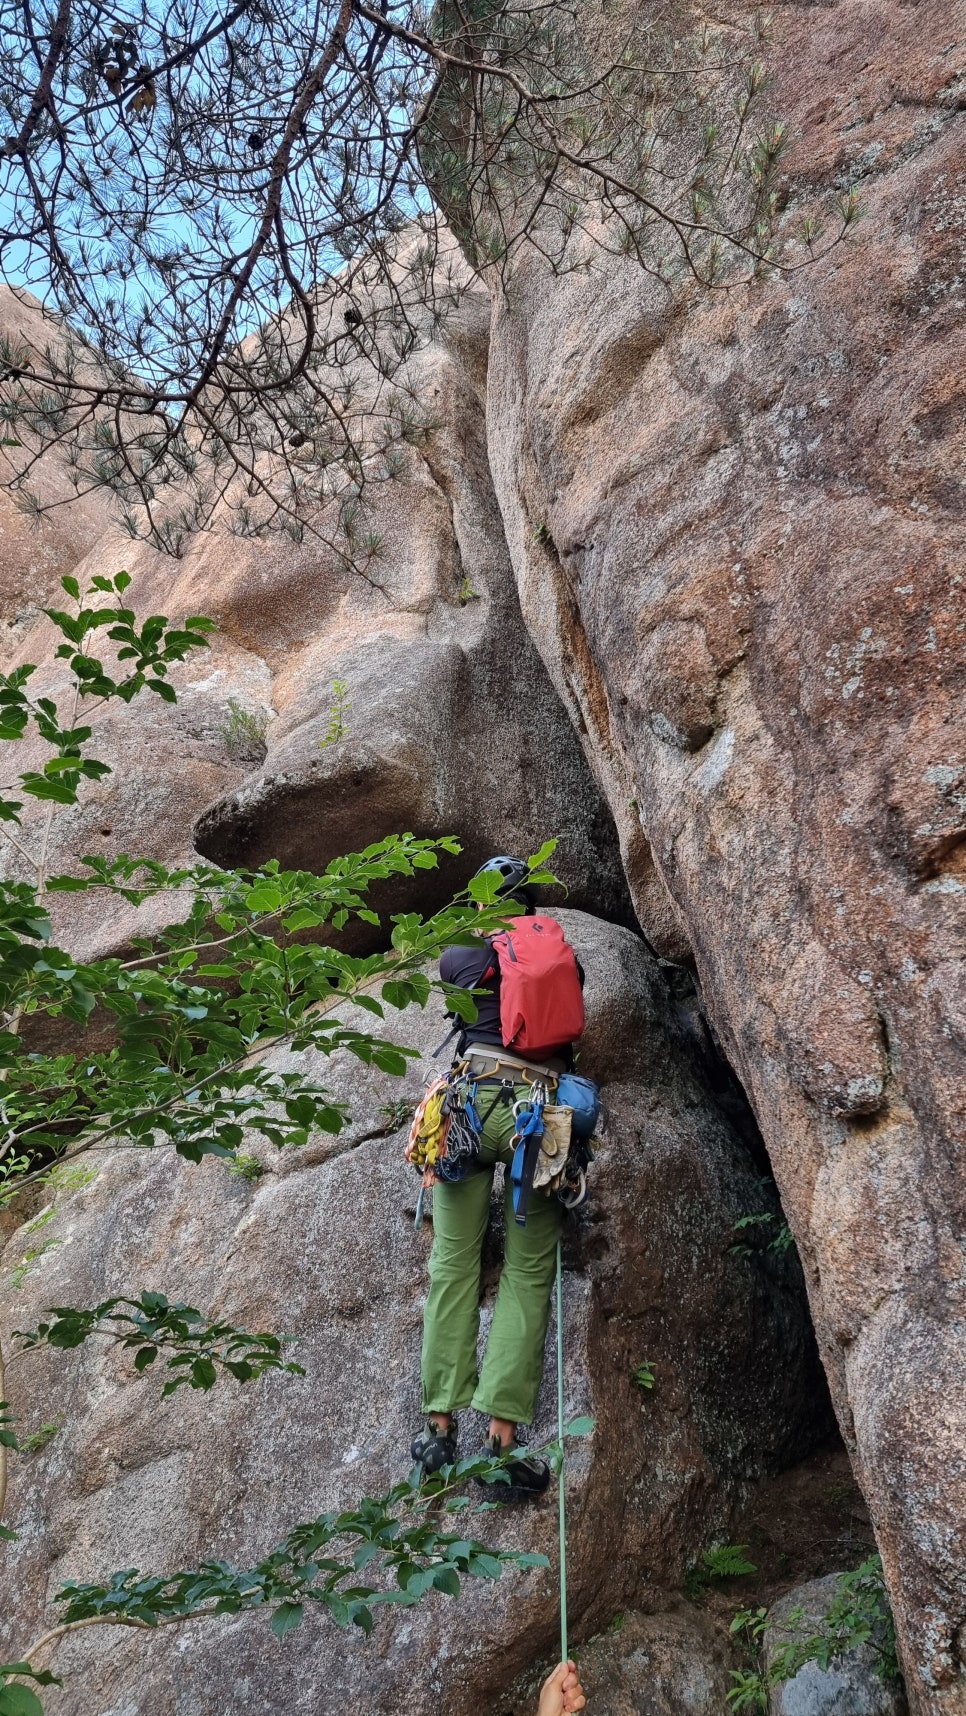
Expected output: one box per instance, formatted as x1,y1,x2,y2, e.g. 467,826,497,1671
668,963,775,1179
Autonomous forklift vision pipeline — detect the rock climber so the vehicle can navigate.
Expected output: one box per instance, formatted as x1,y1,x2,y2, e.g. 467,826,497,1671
410,855,585,1497
539,1660,587,1716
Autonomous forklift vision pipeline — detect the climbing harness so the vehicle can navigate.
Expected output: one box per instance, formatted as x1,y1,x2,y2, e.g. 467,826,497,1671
407,1057,598,1223
462,1042,560,1083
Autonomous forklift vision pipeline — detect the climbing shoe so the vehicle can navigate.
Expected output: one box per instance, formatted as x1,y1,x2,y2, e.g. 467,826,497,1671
482,1432,551,1499
410,1419,458,1476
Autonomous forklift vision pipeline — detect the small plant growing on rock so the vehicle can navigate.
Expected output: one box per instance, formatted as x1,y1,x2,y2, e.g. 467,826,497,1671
685,1542,757,1599
221,698,269,763
702,1543,758,1580
227,1152,264,1183
730,1211,794,1259
319,679,350,750
16,1418,63,1457
631,1359,655,1391
9,1237,60,1294
457,574,479,606
378,1099,414,1132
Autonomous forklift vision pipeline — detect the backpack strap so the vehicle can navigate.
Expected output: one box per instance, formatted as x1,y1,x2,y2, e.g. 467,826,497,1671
431,1020,464,1060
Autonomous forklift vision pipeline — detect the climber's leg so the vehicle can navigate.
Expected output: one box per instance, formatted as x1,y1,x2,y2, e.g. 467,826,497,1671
471,1095,562,1431
420,1160,494,1418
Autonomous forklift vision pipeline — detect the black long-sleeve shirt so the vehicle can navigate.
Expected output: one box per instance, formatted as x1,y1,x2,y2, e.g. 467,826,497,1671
440,939,504,1048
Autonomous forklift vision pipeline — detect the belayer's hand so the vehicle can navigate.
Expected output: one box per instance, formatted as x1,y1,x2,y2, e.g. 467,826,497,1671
538,1659,586,1715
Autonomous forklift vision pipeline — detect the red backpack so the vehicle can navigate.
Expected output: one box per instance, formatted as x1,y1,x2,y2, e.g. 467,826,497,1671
491,915,585,1059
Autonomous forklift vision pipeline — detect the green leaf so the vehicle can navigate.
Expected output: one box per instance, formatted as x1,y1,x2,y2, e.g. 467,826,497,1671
564,1415,596,1437
467,1553,503,1580
432,1565,460,1597
20,778,77,805
527,839,558,869
353,1541,381,1571
281,908,322,932
0,1685,45,1715
271,1602,304,1640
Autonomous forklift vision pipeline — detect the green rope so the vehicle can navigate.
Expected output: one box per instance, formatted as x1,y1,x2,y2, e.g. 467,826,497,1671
556,1233,568,1664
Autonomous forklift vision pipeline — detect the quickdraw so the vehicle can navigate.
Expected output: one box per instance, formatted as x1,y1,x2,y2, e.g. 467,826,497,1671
406,1070,486,1185
434,1077,482,1183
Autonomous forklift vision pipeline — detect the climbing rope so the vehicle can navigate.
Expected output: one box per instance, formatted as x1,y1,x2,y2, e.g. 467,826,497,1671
556,1233,568,1664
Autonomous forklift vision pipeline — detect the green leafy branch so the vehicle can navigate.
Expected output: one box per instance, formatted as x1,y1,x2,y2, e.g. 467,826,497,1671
12,1294,304,1397
0,573,214,833
0,1450,551,1705
0,835,560,1203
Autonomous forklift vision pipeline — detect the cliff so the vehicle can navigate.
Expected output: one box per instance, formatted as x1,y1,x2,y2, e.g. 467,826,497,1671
0,1,964,1711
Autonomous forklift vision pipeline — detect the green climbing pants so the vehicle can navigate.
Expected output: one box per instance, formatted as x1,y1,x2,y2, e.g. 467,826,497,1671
421,1082,562,1426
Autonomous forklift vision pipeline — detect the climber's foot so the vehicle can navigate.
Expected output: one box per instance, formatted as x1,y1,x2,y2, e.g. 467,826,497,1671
482,1431,551,1499
410,1418,458,1477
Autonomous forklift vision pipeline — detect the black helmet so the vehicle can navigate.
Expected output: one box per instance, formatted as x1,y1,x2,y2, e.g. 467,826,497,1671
472,855,534,906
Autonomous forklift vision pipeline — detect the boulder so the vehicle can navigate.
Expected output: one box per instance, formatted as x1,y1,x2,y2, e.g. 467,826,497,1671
0,912,828,1713
512,1606,735,1716
766,1575,908,1716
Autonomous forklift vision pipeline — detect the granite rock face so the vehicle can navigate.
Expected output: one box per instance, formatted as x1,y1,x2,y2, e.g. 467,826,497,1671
0,293,119,642
525,1606,735,1716
0,285,631,964
471,2,966,1705
1,1,964,1708
0,914,825,1714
